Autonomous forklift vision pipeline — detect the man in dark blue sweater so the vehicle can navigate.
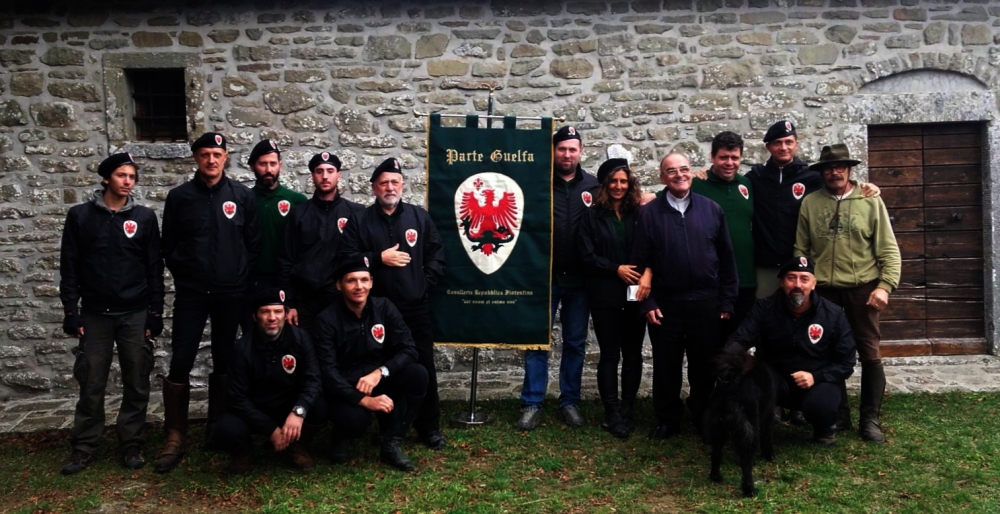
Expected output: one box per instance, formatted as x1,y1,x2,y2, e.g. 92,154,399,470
631,152,738,440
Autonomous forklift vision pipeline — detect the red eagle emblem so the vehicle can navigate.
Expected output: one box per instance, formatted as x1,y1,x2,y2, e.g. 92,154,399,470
458,177,519,256
792,183,806,200
799,256,808,267
281,354,296,374
405,228,418,247
337,217,348,233
784,121,793,132
371,324,385,344
123,220,138,238
321,152,330,162
269,140,277,150
223,201,237,219
581,191,593,207
277,200,291,216
279,290,286,302
214,134,223,146
738,184,749,200
808,324,823,344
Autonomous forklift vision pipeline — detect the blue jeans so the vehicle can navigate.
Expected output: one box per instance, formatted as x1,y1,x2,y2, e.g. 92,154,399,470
522,285,589,408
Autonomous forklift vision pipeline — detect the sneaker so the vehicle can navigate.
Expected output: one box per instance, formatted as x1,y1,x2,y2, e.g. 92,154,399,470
61,449,94,475
122,446,146,470
559,405,585,428
516,405,542,431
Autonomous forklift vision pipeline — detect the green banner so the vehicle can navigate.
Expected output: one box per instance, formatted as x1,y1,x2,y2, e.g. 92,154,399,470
426,114,553,349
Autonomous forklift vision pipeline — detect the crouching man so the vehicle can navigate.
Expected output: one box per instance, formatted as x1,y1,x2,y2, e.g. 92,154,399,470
313,255,428,472
726,257,857,447
211,288,326,474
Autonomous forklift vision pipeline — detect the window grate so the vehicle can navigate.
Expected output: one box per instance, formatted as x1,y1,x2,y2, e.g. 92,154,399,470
127,69,187,142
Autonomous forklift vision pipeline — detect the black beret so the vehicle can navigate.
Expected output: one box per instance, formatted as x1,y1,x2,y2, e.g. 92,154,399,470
333,254,371,281
778,256,815,278
309,151,342,173
251,287,286,311
191,132,227,152
248,139,279,166
763,120,796,144
553,125,582,145
596,158,630,185
97,153,138,179
369,157,402,182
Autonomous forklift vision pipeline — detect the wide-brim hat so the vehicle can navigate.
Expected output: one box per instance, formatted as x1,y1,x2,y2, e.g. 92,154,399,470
808,144,861,171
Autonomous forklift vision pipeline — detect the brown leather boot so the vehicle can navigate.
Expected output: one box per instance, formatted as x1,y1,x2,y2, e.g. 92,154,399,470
153,377,189,474
288,422,321,472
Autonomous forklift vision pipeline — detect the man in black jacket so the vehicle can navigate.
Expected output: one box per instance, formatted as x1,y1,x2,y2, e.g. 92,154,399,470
278,152,364,332
726,257,857,446
313,255,428,472
59,153,165,475
631,152,738,440
211,288,326,474
338,157,446,450
155,132,260,473
519,126,600,431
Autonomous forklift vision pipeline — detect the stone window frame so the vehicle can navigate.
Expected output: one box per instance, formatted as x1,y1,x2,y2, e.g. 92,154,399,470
102,52,205,157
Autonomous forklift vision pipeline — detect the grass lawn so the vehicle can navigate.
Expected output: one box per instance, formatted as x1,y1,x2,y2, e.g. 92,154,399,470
2,392,999,513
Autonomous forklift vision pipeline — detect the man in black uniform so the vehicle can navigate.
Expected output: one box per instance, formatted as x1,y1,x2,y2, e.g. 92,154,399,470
212,288,326,474
155,132,260,473
313,255,428,472
278,151,363,332
242,139,306,335
519,126,600,431
59,153,165,474
726,257,857,446
338,157,446,450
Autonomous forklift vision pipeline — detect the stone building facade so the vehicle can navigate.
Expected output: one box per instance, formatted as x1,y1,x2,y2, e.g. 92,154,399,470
1,0,998,401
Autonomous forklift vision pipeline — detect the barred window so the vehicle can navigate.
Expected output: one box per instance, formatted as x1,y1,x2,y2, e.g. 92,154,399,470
127,69,187,142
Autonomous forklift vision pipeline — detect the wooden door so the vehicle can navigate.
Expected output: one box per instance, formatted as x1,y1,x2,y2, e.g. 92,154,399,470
867,122,987,356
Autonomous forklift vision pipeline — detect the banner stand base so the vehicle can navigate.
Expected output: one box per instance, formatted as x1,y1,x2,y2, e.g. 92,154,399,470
449,347,494,426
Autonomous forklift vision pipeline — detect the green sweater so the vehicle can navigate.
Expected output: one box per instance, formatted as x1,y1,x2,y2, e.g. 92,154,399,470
794,181,901,292
690,169,757,289
252,183,307,275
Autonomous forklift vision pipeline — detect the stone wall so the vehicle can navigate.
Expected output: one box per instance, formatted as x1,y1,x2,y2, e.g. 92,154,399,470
1,0,999,401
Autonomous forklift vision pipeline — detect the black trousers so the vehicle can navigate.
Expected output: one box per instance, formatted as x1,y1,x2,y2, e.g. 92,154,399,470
294,288,335,334
240,273,277,338
590,304,645,407
719,287,758,344
647,298,721,429
168,289,243,383
328,363,428,439
397,301,440,435
212,396,329,452
775,377,842,432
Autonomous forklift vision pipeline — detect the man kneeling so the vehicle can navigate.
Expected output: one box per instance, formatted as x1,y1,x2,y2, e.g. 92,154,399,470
726,257,856,446
314,255,428,472
211,288,326,474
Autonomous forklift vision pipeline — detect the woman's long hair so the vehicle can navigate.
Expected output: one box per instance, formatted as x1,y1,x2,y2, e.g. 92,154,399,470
594,169,642,215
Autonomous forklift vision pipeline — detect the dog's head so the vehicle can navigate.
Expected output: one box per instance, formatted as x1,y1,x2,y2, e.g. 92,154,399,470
713,345,756,387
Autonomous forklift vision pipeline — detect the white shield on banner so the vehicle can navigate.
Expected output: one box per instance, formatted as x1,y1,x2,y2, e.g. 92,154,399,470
455,172,524,275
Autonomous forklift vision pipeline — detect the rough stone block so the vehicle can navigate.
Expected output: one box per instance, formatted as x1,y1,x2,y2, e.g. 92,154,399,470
700,62,763,89
798,44,841,65
363,35,411,61
737,33,772,46
131,32,173,48
427,60,470,77
740,11,787,24
884,34,922,48
10,73,43,97
826,25,859,44
598,34,636,55
0,50,36,67
777,30,820,45
263,85,315,114
29,102,76,128
282,113,332,132
39,47,84,66
549,58,595,79
48,83,100,103
226,107,274,128
961,24,992,45
416,34,449,58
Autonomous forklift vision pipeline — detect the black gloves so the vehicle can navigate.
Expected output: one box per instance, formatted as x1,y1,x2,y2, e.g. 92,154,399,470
145,312,164,338
62,312,82,336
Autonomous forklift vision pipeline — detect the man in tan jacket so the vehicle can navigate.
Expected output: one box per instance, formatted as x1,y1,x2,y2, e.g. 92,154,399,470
795,144,901,444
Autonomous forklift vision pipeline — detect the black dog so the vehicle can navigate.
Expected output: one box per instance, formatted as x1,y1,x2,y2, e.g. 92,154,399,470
703,345,777,497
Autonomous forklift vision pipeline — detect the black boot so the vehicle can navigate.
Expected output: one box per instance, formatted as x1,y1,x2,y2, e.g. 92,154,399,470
228,442,251,476
601,402,629,440
329,437,351,464
379,436,415,472
289,423,321,472
619,400,635,433
859,362,887,443
378,392,423,472
203,373,228,450
153,377,189,474
835,380,852,432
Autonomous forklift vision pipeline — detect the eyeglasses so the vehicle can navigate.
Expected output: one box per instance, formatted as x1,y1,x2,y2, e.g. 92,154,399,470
662,166,692,177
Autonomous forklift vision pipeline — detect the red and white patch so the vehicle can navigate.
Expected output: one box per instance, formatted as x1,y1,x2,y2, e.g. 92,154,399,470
268,140,277,150
214,134,223,146
281,354,296,374
738,184,749,200
792,183,806,200
279,290,286,303
371,324,385,344
799,256,809,267
337,217,348,233
363,256,369,267
784,121,793,133
808,324,823,344
567,127,576,136
405,229,418,247
277,199,291,216
321,152,330,162
581,191,593,207
392,159,400,170
123,220,138,238
223,201,237,219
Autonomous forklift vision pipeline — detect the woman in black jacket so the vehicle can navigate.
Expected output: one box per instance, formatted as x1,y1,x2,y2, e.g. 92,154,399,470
577,158,646,439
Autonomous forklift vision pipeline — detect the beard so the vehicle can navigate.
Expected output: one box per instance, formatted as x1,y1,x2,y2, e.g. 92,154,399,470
786,288,806,308
256,173,278,189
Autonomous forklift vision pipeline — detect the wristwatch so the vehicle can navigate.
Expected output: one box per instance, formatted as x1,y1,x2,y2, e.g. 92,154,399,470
292,406,306,418
380,366,390,377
